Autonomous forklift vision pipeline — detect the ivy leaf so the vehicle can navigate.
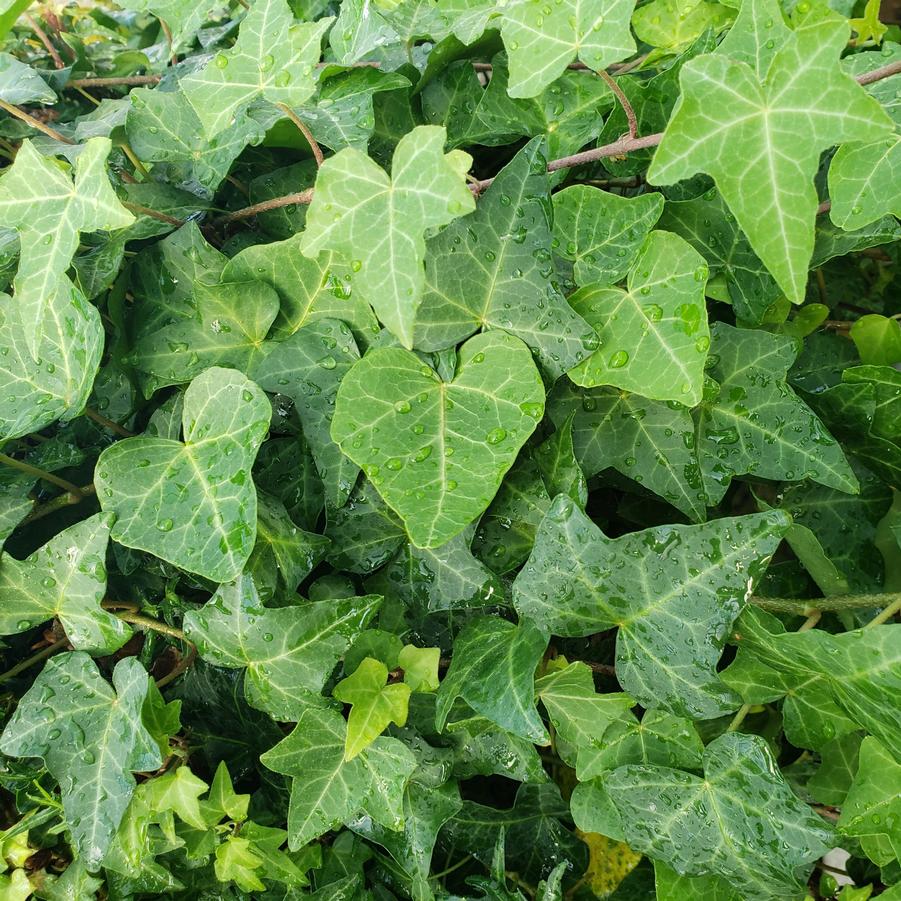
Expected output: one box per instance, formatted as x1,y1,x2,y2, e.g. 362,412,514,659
648,7,892,302
0,513,130,654
0,138,134,357
0,280,103,441
140,767,209,831
500,0,636,98
397,645,440,691
260,706,417,850
253,318,361,510
366,528,503,616
126,88,265,198
567,230,710,406
331,332,544,548
632,0,732,51
698,322,857,503
300,125,475,348
547,380,707,521
828,135,901,230
551,186,664,288
95,368,271,582
837,738,900,866
129,278,280,395
0,52,55,104
115,0,222,50
334,657,412,759
0,653,161,870
222,233,379,346
181,0,332,139
513,496,789,718
415,139,599,378
731,608,901,752
183,573,382,721
435,615,549,743
606,732,834,899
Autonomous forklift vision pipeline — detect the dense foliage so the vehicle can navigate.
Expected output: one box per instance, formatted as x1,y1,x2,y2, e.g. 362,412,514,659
0,0,899,897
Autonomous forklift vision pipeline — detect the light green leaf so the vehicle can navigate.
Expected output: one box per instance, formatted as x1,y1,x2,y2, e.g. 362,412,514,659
260,706,416,850
513,496,789,717
253,318,361,510
183,572,381,720
0,52,55,104
435,615,549,743
552,186,664,288
334,657,412,759
332,331,544,548
215,836,265,893
828,135,901,230
838,737,901,866
648,8,892,302
415,139,598,378
547,380,707,521
0,280,103,441
849,316,901,366
300,125,474,348
205,761,251,824
398,644,440,692
115,0,222,50
606,732,834,899
567,230,710,406
96,368,271,582
698,322,858,503
0,653,160,870
129,277,279,395
141,767,209,830
633,0,732,50
500,0,636,98
126,88,265,197
222,234,379,346
0,138,134,357
181,0,332,139
0,513,129,654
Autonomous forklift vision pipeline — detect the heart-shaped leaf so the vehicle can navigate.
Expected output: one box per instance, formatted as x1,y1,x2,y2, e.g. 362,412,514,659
95,368,270,581
332,331,545,547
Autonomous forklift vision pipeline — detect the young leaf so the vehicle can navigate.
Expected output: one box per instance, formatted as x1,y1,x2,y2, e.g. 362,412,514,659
415,139,599,378
260,706,417,849
183,573,382,721
331,331,545,547
435,615,549,743
334,657,412,759
181,0,332,139
0,653,161,870
95,368,271,582
0,513,130,653
300,125,475,348
552,186,664,288
567,230,710,406
513,496,789,718
606,733,834,898
0,138,134,357
648,7,892,302
141,767,209,831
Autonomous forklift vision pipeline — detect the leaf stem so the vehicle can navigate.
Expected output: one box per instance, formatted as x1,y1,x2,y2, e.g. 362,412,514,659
68,75,163,88
597,68,637,139
0,638,69,685
155,643,197,688
21,484,96,525
24,13,64,69
120,141,150,179
750,592,898,613
114,611,186,641
865,595,901,627
122,201,185,226
0,99,73,144
216,188,314,225
83,406,135,438
0,452,84,497
276,102,323,166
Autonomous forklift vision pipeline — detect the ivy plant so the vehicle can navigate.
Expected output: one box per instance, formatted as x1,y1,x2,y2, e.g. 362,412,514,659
0,0,898,898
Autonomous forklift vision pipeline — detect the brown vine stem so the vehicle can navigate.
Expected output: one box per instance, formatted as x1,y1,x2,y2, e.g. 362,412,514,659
21,484,96,525
597,68,637,139
216,56,901,225
0,99,73,144
25,13,64,69
277,102,324,166
122,201,186,226
0,638,69,685
0,452,84,497
83,406,136,438
156,644,197,689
